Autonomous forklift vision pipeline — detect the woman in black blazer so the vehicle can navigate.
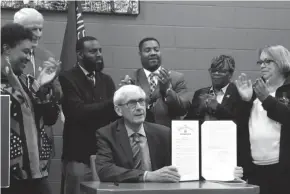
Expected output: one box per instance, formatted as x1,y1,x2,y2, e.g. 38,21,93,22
235,45,290,194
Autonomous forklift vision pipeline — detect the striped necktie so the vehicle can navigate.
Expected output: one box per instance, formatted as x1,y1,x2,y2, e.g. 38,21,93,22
131,133,142,169
149,73,156,97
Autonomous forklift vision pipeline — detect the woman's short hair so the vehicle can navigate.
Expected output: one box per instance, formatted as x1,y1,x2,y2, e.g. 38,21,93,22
1,23,33,54
210,55,235,73
113,85,146,106
260,45,290,76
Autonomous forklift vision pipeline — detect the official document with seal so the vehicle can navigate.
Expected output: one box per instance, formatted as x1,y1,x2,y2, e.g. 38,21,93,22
171,120,199,181
172,120,237,182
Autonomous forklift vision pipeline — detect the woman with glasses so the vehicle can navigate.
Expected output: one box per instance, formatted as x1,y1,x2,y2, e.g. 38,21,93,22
185,55,242,122
235,45,290,194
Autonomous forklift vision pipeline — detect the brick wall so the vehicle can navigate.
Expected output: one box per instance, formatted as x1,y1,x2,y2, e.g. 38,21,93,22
2,1,290,193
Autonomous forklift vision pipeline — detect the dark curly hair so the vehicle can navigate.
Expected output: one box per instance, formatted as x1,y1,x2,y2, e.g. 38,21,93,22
1,23,33,54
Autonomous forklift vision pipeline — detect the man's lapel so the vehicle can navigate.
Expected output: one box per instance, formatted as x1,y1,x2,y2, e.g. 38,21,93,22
74,66,95,95
144,123,158,170
31,47,46,78
115,119,134,168
136,69,150,95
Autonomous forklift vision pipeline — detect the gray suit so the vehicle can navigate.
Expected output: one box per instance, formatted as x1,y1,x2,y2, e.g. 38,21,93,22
128,68,191,127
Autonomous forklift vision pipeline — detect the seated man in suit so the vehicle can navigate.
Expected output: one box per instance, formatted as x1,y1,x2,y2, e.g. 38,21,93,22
185,55,241,122
96,85,181,183
120,37,191,127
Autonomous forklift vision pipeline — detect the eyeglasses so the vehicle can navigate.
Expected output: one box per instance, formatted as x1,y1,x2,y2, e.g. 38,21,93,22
119,99,146,109
208,68,229,75
256,59,276,66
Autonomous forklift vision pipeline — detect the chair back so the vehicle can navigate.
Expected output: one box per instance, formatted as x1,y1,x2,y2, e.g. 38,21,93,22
90,155,100,181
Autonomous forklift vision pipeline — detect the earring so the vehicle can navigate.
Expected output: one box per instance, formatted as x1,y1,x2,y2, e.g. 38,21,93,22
4,56,12,75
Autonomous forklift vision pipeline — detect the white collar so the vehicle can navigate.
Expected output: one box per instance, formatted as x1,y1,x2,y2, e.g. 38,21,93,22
125,123,146,137
210,83,230,94
79,64,95,76
143,66,162,78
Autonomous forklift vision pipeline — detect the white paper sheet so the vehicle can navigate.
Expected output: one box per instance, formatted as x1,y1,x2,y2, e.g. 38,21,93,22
201,121,237,181
171,120,199,181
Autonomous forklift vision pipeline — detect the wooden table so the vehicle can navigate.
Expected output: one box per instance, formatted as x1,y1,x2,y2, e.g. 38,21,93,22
81,181,259,194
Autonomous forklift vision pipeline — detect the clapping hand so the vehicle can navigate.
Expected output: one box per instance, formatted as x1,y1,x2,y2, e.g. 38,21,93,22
206,94,218,113
37,58,61,87
198,94,211,112
197,93,218,114
42,57,61,74
156,67,172,94
253,78,270,102
235,73,253,101
119,75,134,87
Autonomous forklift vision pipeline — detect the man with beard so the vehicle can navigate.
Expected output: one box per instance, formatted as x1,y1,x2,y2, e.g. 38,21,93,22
59,36,118,194
185,55,241,122
120,37,191,127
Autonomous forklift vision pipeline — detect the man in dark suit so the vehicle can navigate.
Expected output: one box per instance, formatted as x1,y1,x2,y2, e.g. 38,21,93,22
120,37,191,127
185,55,241,122
59,36,118,194
96,85,181,183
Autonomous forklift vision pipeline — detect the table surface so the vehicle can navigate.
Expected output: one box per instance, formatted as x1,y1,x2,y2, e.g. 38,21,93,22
81,181,259,194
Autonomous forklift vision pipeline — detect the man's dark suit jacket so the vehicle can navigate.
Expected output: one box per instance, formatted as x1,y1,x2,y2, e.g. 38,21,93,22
185,83,241,122
59,66,118,165
95,118,171,182
129,68,191,127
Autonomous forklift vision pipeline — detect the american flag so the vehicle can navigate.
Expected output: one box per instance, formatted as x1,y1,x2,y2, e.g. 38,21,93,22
76,1,86,40
60,1,87,72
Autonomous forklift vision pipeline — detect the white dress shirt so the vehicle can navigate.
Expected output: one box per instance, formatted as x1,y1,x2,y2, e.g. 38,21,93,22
209,83,229,104
79,65,95,85
143,67,161,86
